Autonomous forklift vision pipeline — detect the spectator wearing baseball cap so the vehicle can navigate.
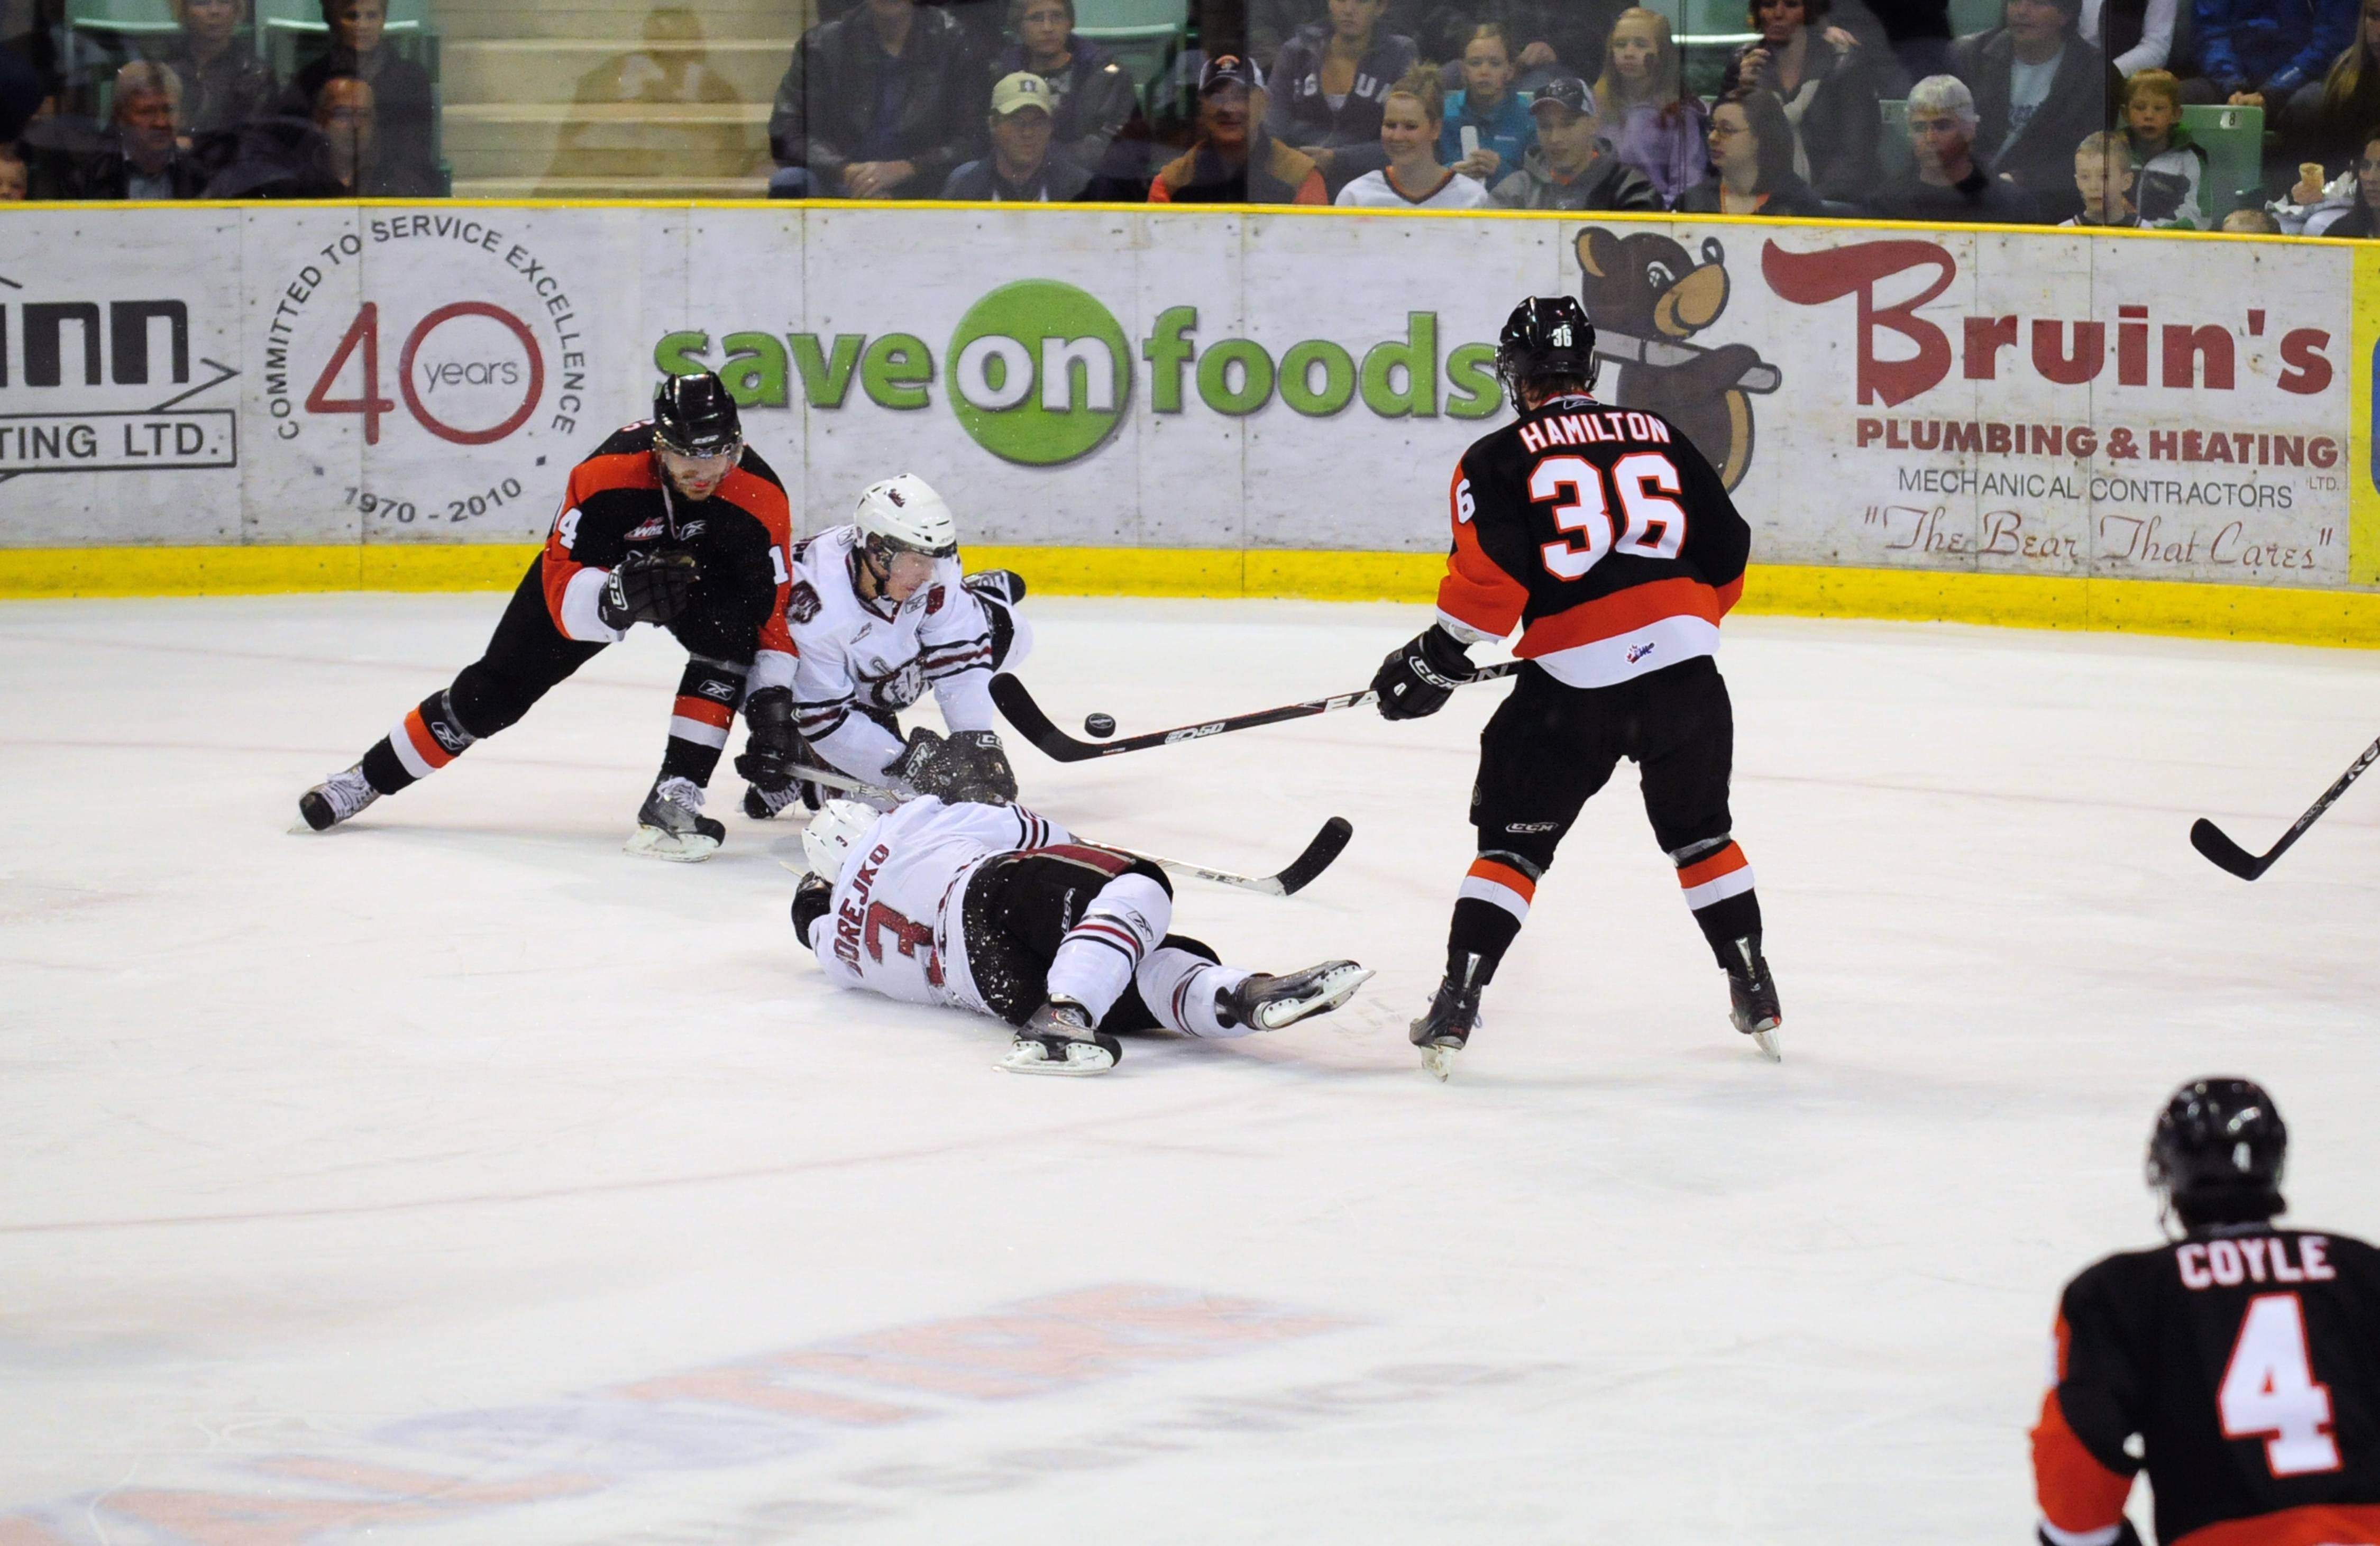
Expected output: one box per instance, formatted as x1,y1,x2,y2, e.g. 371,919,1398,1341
1149,54,1328,202
990,0,1139,182
942,69,1093,197
1489,76,1659,208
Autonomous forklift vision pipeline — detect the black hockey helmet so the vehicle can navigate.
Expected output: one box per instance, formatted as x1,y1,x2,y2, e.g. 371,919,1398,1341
653,371,743,460
2147,1077,2288,1227
1496,295,1599,404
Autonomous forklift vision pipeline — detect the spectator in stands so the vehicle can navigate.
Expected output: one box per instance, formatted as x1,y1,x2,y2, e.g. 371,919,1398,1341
768,0,986,197
1267,0,1418,195
2291,121,2380,227
2282,0,2380,168
1950,0,2122,219
1719,0,1882,200
1150,52,1327,201
1868,71,2029,217
1441,22,1535,183
207,71,433,195
2121,67,2207,223
1490,75,1660,207
2080,0,2178,74
0,147,25,198
1883,0,1953,80
2222,200,2283,225
993,0,1137,183
1337,62,1493,204
1595,7,1710,204
284,0,435,187
2062,126,2140,219
1251,0,1429,75
1677,84,1828,212
2185,0,2355,111
28,60,209,197
942,70,1090,197
151,0,276,139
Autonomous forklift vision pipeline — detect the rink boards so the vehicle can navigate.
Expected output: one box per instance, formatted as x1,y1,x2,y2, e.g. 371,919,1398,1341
1,201,2377,642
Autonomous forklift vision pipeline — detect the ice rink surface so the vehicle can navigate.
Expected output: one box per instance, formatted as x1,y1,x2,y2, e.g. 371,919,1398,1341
5,592,2379,1544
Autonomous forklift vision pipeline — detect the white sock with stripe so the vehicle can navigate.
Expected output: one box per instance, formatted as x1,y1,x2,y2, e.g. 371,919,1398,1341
1042,873,1168,1025
1136,948,1254,1038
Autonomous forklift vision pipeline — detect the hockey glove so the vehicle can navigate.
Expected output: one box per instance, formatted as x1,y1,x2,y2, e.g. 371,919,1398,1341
791,872,833,943
945,729,1018,806
598,548,700,630
1372,624,1476,721
734,687,801,791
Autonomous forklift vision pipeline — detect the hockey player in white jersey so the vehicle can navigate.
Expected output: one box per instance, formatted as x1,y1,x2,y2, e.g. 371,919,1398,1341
736,474,1031,819
790,797,1373,1075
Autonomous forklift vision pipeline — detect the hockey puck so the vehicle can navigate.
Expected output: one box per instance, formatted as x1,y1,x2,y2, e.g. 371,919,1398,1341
1083,712,1118,738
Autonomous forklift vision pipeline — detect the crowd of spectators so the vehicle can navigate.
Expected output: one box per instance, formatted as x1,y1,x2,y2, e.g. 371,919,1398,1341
0,0,442,201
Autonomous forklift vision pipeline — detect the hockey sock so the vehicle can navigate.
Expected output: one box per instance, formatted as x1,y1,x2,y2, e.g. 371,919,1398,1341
1672,837,1762,969
1136,947,1254,1039
1042,872,1169,1025
658,655,746,787
359,690,478,796
1445,852,1538,985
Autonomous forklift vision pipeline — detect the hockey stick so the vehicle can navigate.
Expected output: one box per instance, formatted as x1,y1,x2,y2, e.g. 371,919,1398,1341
2191,733,2380,880
773,762,1354,895
990,663,1523,764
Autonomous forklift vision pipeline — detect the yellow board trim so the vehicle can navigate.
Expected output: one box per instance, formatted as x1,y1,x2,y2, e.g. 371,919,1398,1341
6,543,2380,649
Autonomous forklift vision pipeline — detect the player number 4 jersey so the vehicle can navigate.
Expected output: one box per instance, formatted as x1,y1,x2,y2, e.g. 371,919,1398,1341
1438,392,1751,689
2034,1228,2380,1546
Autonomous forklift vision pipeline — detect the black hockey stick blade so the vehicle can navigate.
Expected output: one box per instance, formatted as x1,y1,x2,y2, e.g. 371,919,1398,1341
2189,818,2272,880
991,665,1522,763
1134,816,1354,896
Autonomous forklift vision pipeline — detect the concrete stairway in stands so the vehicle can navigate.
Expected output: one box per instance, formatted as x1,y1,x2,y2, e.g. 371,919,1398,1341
435,0,811,199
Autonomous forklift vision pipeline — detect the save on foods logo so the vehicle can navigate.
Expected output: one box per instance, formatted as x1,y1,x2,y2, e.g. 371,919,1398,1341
654,279,1502,468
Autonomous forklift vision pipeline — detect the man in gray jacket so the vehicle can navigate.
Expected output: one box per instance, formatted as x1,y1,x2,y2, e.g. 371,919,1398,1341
1489,77,1660,211
768,0,989,198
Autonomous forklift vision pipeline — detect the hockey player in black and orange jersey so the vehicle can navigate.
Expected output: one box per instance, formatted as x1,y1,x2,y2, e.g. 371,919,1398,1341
295,372,800,861
2033,1078,2380,1546
1370,295,1780,1078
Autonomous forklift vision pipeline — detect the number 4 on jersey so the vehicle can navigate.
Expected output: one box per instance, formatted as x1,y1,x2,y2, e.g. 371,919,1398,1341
2220,1292,2341,1476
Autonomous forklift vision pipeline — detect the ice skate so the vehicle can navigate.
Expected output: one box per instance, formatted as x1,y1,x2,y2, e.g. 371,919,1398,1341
1000,998,1120,1077
296,763,379,833
1410,963,1484,1082
1725,936,1782,1062
742,779,816,821
1223,960,1374,1031
626,775,725,862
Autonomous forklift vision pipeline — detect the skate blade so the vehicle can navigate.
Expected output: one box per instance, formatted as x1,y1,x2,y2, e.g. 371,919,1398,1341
998,1040,1116,1077
1253,963,1375,1030
1419,1041,1459,1082
1750,1028,1781,1063
624,826,721,863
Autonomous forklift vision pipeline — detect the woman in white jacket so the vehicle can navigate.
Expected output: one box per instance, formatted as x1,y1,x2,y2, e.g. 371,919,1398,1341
1334,65,1495,208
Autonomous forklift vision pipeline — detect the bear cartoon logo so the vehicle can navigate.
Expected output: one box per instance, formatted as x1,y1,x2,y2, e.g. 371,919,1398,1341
1573,227,1780,491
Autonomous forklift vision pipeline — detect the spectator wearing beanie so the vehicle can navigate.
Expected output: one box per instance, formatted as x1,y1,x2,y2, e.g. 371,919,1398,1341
1150,53,1326,202
1719,0,1881,202
943,70,1091,197
769,0,988,198
1266,0,1418,195
1336,62,1493,205
1676,86,1828,213
1950,0,2123,219
1490,75,1661,208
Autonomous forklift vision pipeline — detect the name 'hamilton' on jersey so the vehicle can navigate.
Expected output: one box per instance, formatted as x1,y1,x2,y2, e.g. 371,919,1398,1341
1436,393,1751,688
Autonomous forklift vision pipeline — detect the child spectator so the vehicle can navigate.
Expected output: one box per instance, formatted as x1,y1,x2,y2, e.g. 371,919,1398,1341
1267,0,1418,195
2221,202,2283,226
1594,7,1710,205
1440,22,1534,182
769,0,988,198
2120,67,2206,223
1719,0,1881,200
1338,62,1493,204
1677,85,1829,212
992,0,1136,182
282,0,434,187
1490,74,1661,207
1866,71,2030,218
28,60,208,197
149,0,275,138
2079,0,2178,73
1150,53,1327,202
2185,0,2355,113
942,70,1091,197
2283,0,2380,167
1949,0,2123,219
2062,126,2141,219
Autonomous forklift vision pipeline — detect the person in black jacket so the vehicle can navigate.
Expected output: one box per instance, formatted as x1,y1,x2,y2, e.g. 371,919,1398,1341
1265,0,1418,195
941,69,1092,197
280,0,435,189
1867,71,2029,219
991,0,1140,186
25,60,210,198
147,0,277,138
1718,0,1881,201
768,0,988,197
1678,86,1828,213
1950,0,2120,219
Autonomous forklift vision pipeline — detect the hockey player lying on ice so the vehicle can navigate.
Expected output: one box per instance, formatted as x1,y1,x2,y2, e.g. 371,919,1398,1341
790,795,1373,1076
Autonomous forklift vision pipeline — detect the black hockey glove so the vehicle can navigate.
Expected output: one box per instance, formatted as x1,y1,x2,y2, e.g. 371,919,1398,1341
1372,624,1476,721
598,548,700,630
887,727,1012,804
734,687,801,790
945,729,1018,805
791,872,833,942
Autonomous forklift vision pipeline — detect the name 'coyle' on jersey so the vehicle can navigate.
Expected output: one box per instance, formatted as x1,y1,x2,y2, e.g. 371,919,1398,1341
2033,1227,2380,1546
1436,392,1751,688
800,797,1067,1017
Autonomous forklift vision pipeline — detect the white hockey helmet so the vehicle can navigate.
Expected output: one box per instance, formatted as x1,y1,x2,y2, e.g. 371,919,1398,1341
802,798,881,880
854,474,959,559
